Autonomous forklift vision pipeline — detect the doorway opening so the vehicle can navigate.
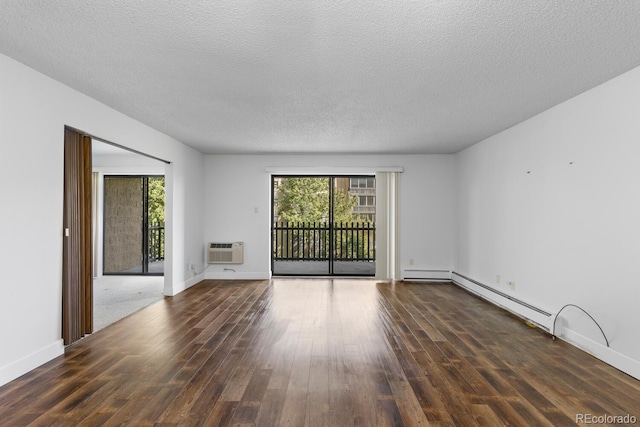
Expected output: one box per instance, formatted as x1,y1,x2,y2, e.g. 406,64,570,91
271,175,376,276
64,129,169,342
91,140,167,332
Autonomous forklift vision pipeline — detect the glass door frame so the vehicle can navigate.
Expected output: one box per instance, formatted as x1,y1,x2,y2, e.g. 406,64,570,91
270,174,375,277
102,174,165,276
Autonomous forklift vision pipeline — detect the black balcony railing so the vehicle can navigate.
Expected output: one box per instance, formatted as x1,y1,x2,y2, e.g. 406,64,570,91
273,221,375,262
148,223,165,262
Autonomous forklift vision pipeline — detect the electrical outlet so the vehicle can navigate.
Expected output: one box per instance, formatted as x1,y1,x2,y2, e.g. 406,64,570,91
409,259,414,266
496,275,501,284
508,281,516,290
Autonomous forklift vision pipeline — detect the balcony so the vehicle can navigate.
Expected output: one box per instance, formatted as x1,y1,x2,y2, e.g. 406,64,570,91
272,221,375,276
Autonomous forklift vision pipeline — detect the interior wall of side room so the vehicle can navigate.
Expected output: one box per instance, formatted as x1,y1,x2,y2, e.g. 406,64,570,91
455,64,640,380
92,149,166,278
203,154,457,280
0,53,205,387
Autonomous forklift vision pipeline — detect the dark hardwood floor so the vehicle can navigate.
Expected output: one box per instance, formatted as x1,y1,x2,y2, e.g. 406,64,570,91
1,279,639,426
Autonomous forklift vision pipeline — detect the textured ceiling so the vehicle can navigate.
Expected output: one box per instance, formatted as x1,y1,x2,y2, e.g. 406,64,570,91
2,1,640,154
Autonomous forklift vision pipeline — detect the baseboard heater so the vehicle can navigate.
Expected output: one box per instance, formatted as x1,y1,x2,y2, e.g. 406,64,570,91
402,269,451,281
451,271,552,319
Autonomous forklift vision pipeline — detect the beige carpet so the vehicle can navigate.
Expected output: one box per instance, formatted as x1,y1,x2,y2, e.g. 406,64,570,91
92,275,164,332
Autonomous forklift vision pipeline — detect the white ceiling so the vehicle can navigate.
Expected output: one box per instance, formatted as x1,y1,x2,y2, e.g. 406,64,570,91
2,1,640,155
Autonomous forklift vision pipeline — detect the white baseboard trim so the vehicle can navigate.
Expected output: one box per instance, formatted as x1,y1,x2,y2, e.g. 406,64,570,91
205,271,270,280
402,268,451,281
164,273,205,296
0,339,64,387
557,328,640,381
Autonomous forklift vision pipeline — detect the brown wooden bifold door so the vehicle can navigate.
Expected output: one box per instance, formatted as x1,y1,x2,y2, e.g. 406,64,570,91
62,128,93,345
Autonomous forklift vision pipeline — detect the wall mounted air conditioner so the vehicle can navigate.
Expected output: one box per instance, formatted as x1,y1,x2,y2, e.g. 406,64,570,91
208,242,244,264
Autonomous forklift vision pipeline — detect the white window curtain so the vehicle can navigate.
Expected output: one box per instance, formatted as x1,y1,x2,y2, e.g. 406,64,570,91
375,171,400,280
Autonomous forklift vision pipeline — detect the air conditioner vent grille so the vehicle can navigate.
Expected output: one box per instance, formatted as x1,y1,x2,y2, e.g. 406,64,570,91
210,243,233,249
210,251,233,263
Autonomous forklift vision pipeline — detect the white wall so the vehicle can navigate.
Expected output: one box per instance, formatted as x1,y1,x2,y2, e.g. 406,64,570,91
93,151,166,171
0,54,205,386
456,65,640,379
204,154,456,279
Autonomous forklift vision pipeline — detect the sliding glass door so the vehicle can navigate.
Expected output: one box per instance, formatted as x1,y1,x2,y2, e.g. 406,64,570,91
332,176,376,275
103,175,165,275
271,175,376,276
